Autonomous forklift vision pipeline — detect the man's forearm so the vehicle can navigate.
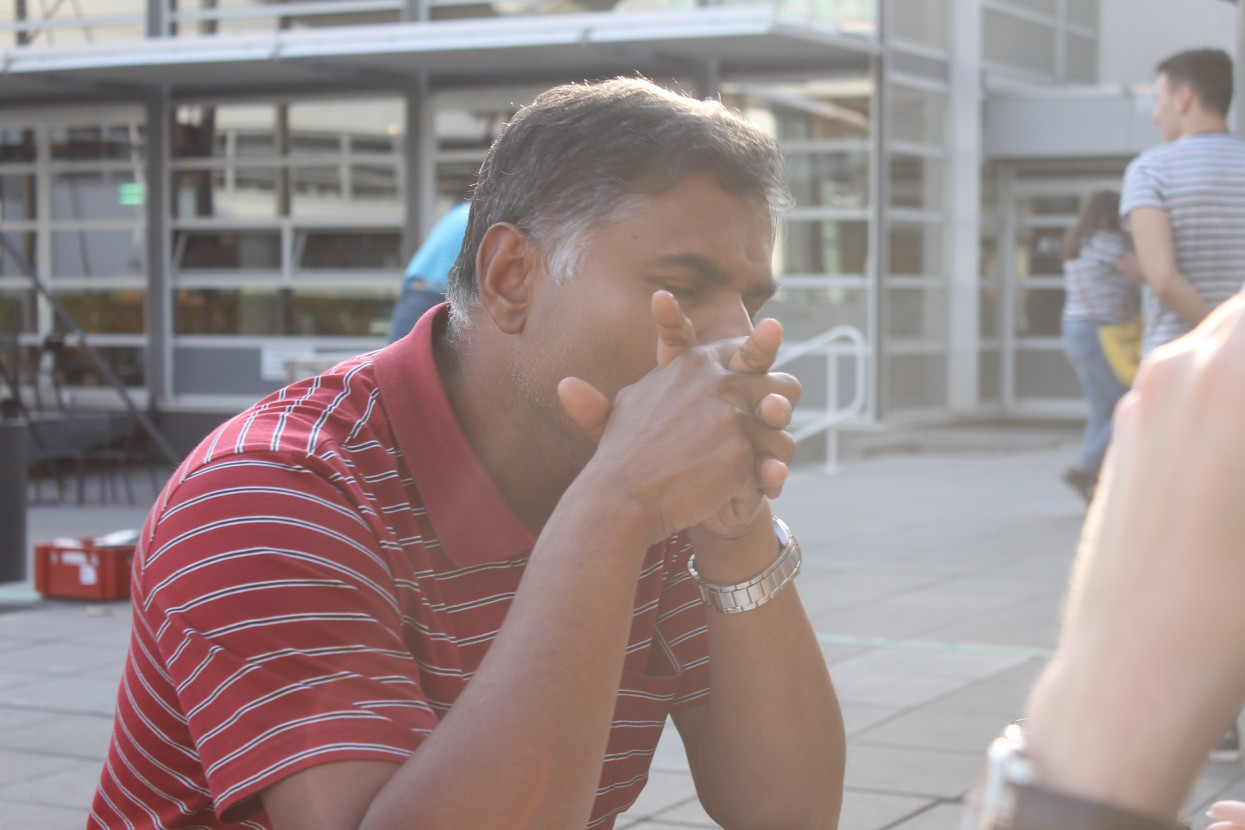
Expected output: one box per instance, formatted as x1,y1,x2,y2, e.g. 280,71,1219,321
681,511,844,830
1150,269,1212,327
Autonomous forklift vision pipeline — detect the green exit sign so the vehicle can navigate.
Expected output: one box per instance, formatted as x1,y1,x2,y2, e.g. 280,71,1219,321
119,182,145,207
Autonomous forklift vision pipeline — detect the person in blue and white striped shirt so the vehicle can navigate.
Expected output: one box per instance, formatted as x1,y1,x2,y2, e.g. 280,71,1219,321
1121,48,1245,356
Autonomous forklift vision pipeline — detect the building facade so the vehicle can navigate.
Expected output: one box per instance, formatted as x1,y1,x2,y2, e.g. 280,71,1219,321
0,0,1236,450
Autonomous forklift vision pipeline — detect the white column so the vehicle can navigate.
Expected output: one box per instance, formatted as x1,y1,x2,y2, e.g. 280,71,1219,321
947,0,983,414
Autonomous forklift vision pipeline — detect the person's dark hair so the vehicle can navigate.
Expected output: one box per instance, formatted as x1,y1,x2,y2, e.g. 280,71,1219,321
1064,190,1124,261
446,76,793,332
1157,48,1234,117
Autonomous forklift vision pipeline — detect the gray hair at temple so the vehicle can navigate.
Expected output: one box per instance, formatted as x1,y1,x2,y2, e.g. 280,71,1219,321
445,76,793,333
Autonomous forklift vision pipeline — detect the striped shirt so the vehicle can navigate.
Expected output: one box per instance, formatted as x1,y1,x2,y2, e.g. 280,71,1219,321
1062,230,1138,324
90,306,711,830
1121,131,1245,352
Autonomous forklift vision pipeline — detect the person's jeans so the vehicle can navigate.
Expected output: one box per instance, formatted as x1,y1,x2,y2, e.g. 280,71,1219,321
1062,317,1131,477
386,286,445,345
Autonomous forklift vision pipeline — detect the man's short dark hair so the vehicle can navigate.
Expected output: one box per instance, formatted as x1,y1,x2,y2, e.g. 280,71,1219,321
1157,48,1234,117
446,77,792,330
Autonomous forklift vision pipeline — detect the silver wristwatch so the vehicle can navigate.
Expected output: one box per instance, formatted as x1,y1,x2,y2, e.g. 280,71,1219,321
687,516,802,615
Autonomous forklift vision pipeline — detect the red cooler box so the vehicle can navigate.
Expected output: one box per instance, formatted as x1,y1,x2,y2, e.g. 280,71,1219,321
35,530,139,601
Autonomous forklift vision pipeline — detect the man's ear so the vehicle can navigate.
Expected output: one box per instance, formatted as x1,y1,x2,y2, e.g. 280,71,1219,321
1177,82,1197,115
474,222,539,335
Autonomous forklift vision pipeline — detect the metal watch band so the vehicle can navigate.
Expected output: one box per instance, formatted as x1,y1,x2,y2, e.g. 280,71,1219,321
973,723,1187,830
687,517,802,615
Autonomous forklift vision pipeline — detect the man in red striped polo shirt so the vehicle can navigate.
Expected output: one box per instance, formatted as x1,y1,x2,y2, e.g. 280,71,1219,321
91,77,844,830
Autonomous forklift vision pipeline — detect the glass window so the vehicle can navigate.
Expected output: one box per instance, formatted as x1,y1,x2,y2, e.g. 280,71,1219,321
994,0,1055,15
886,353,946,411
290,167,344,217
174,105,276,159
888,286,946,340
981,285,1000,338
172,1,400,36
890,0,948,48
51,230,145,277
172,168,281,220
0,287,37,333
1,1,145,48
1067,0,1098,28
288,100,402,156
1066,33,1098,83
979,349,1001,402
1018,286,1065,337
722,80,872,142
296,229,402,271
1015,226,1067,277
0,129,36,164
176,287,398,337
889,86,947,146
761,285,868,342
50,124,144,161
1016,195,1079,217
781,220,869,275
38,343,145,388
0,232,35,276
52,171,143,221
53,290,146,335
1016,349,1080,399
890,156,944,210
0,174,36,220
889,223,945,276
786,151,869,209
176,230,281,271
351,165,400,205
984,9,1056,77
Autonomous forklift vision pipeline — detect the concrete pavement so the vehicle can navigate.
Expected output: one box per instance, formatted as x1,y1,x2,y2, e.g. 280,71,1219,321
1,431,1241,829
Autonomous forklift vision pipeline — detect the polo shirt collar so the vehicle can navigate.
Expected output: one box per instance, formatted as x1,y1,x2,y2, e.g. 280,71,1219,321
374,304,535,568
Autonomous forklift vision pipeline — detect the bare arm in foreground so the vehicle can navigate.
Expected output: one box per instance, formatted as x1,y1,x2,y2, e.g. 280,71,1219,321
1018,287,1245,822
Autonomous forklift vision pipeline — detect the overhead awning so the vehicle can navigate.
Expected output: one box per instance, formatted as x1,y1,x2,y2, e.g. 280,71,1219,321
0,8,877,106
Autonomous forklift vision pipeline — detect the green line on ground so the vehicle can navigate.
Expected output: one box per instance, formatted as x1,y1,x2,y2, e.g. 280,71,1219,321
816,632,1053,660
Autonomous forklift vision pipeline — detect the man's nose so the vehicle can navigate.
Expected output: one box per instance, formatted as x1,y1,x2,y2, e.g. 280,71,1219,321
698,297,754,344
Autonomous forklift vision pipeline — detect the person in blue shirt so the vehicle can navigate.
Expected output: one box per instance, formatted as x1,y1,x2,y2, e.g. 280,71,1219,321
386,202,471,344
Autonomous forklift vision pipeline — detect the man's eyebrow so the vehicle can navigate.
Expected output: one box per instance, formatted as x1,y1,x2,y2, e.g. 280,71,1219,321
650,252,778,300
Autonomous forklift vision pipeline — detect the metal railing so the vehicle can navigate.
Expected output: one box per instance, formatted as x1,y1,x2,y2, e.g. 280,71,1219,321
773,324,866,474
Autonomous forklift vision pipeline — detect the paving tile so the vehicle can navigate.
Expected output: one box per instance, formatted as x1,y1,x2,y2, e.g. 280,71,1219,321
838,789,934,830
0,708,57,734
0,799,88,830
0,712,115,760
843,744,979,800
0,673,123,716
840,703,901,738
888,802,967,830
653,795,722,826
921,660,1047,718
831,648,1028,683
0,747,80,787
0,641,125,676
854,710,1013,755
830,671,967,710
0,758,102,810
614,769,699,825
648,719,690,773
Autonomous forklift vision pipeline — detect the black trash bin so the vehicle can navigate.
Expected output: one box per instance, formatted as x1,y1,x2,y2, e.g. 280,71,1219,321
0,416,27,583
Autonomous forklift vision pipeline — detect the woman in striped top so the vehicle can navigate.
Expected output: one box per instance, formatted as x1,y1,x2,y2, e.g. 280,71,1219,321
1060,190,1143,503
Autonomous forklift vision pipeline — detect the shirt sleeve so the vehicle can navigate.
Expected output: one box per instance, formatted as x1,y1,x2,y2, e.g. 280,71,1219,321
1120,154,1164,216
136,451,438,822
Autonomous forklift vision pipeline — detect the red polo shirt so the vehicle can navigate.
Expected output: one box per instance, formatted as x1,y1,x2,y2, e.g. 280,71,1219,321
90,306,711,830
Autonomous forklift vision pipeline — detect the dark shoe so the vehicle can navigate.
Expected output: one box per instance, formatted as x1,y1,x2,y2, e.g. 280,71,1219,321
1212,722,1240,763
1061,467,1096,504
